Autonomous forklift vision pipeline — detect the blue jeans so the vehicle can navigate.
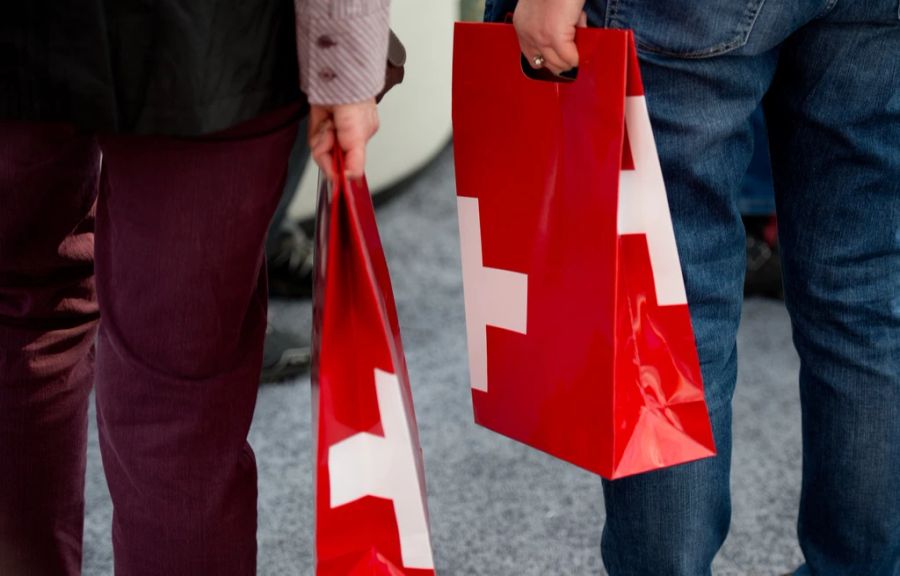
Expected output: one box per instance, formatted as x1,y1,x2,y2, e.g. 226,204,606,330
484,0,900,574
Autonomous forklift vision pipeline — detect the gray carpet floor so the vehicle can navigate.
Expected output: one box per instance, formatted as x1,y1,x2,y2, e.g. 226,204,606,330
82,146,805,575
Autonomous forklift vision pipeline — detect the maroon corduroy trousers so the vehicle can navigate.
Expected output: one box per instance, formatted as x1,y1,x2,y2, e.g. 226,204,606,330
0,105,300,575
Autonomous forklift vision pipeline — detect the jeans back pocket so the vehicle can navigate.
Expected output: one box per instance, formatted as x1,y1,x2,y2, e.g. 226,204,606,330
607,0,767,58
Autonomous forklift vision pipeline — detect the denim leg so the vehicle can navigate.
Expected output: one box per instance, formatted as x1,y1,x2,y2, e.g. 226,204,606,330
601,48,777,575
765,4,900,574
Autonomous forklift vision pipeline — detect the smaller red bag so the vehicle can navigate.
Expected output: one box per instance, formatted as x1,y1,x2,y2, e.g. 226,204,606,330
312,149,436,575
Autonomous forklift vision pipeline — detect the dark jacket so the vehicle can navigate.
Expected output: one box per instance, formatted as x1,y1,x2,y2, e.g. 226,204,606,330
0,0,302,136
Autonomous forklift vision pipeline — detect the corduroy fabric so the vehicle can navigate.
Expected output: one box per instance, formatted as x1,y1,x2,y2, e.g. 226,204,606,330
0,103,300,575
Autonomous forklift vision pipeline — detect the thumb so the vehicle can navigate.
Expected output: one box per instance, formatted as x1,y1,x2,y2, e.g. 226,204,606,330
578,11,588,27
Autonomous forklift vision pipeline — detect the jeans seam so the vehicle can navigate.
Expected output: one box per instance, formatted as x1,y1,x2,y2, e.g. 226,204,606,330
605,0,621,29
615,0,768,59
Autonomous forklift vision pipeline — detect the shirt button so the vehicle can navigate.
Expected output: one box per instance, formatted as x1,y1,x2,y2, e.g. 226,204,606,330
319,68,338,82
317,35,337,48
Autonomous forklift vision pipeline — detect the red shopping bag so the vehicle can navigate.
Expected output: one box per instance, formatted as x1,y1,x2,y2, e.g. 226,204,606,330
312,149,435,575
452,23,716,479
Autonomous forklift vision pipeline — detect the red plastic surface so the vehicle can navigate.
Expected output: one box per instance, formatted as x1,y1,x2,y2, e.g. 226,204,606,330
312,149,435,574
452,23,715,479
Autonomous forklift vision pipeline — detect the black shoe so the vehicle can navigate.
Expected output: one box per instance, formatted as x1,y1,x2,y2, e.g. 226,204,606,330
267,224,314,300
261,321,311,383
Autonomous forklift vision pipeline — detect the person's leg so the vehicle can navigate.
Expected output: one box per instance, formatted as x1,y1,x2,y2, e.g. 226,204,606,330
0,123,101,575
584,0,815,572
600,53,765,576
93,104,300,575
764,3,900,573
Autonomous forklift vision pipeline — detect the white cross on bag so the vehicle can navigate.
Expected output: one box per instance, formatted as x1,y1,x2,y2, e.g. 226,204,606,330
457,196,528,392
328,369,435,570
617,95,688,307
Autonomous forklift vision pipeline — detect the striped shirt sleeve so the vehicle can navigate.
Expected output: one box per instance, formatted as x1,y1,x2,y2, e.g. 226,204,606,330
295,0,391,105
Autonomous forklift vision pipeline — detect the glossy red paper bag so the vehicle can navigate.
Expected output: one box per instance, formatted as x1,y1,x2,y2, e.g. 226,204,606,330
452,23,716,479
312,149,435,575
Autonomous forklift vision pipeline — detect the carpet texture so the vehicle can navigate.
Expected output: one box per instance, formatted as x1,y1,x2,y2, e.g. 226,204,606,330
82,146,804,575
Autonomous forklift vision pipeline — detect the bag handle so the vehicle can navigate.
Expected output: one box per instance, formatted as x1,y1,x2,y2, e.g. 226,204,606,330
454,23,629,90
